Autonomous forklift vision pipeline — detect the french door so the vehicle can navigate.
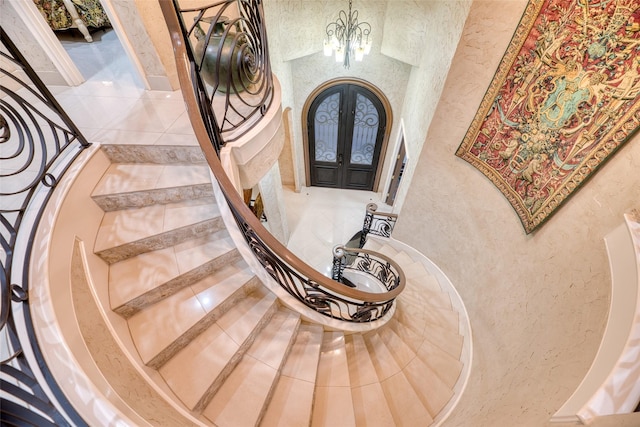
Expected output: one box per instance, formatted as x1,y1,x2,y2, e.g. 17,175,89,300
307,83,386,190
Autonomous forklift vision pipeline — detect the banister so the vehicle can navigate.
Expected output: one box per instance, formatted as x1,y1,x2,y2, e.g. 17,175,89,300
360,202,398,247
159,0,405,321
0,27,90,426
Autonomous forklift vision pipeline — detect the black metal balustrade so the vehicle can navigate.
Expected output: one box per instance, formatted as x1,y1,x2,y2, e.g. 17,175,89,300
161,0,405,324
173,0,274,148
0,29,90,426
359,202,398,247
331,245,403,320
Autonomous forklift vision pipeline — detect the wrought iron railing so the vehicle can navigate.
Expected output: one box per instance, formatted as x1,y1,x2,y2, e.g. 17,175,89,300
359,202,398,247
172,0,274,147
0,28,90,426
331,246,403,320
160,0,405,323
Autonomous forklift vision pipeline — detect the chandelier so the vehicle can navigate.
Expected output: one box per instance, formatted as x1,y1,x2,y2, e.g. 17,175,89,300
323,0,372,69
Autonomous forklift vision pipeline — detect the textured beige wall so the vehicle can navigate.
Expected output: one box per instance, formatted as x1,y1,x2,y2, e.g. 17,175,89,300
279,108,296,187
390,0,471,213
395,1,640,425
264,0,470,202
133,0,178,90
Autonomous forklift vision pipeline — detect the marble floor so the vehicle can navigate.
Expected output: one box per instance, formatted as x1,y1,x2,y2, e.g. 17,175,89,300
47,27,391,276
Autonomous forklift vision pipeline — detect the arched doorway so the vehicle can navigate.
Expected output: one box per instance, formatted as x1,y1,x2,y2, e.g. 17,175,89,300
303,79,391,191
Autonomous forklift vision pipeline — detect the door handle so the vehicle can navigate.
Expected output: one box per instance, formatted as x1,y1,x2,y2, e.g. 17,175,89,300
338,154,343,166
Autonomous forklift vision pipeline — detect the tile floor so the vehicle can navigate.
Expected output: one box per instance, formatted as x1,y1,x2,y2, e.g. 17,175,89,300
50,27,391,276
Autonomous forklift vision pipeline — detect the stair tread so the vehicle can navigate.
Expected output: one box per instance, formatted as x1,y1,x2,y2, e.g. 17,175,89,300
403,262,437,284
280,323,324,382
364,332,402,381
312,331,356,427
316,331,351,387
400,282,452,309
377,325,417,370
416,339,464,389
262,323,324,427
262,376,315,427
203,310,300,426
129,284,209,364
92,163,211,197
311,385,356,427
362,238,384,252
94,198,220,253
423,323,464,360
215,287,276,345
157,289,276,410
403,355,454,418
376,244,398,257
345,333,396,426
392,250,416,267
345,333,380,387
380,371,434,426
351,382,396,427
108,229,237,309
397,298,459,332
387,318,425,353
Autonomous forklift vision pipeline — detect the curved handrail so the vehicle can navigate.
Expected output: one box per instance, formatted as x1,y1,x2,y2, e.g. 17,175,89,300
333,245,405,293
159,0,405,322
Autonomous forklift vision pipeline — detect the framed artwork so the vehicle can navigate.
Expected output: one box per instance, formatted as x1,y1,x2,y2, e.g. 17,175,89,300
456,0,640,233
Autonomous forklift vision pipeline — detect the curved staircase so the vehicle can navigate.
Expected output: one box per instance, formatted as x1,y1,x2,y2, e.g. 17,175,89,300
87,144,468,426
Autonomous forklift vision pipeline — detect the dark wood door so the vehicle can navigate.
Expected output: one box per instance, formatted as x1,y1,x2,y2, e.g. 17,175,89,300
308,84,386,190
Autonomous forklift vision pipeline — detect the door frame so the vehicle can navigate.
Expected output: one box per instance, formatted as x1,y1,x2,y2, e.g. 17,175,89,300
16,0,150,89
302,77,392,192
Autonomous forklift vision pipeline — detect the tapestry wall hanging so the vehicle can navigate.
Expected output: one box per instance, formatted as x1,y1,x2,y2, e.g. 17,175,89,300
456,0,640,234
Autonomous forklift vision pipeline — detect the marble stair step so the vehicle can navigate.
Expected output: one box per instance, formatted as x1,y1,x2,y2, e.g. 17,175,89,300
128,271,263,369
403,353,454,419
377,325,418,370
416,339,464,390
397,296,459,332
91,163,213,211
375,244,399,258
94,198,224,264
345,334,395,426
109,229,242,318
402,262,436,284
401,279,452,309
262,323,324,427
423,323,464,360
386,317,425,353
365,331,433,426
157,288,278,412
396,289,441,316
203,310,301,427
100,144,205,165
362,238,384,252
312,331,356,427
391,250,416,267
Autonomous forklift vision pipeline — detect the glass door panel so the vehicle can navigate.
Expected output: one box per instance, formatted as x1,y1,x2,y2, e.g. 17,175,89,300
314,92,340,162
349,93,378,166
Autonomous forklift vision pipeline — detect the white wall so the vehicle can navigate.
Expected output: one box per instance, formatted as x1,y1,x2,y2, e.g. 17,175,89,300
395,1,640,425
0,0,67,85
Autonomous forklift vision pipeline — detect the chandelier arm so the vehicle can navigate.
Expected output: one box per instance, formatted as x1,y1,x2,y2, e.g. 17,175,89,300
324,0,371,68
